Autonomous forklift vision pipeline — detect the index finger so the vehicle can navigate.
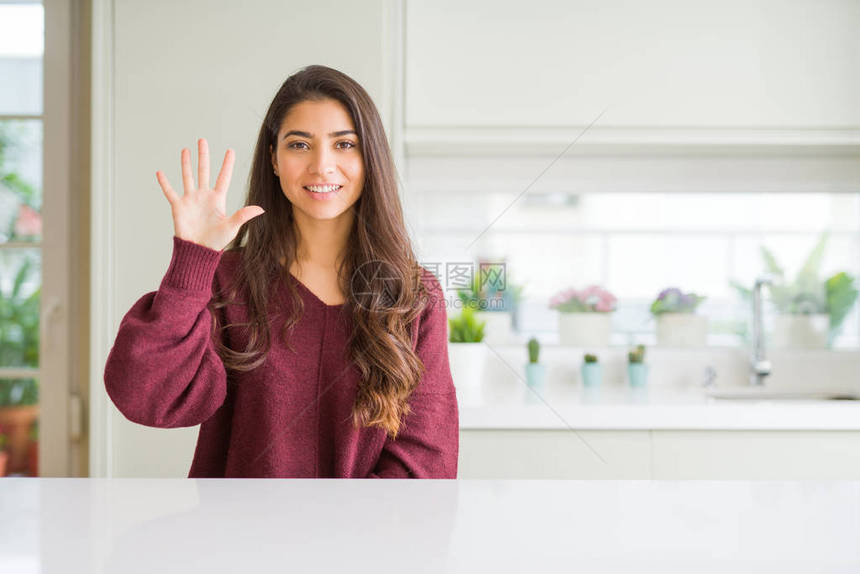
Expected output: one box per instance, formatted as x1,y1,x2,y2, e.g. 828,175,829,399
214,148,235,194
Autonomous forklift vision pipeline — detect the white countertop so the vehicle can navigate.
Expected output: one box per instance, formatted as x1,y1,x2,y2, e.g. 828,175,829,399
3,478,859,573
458,382,860,430
457,345,860,430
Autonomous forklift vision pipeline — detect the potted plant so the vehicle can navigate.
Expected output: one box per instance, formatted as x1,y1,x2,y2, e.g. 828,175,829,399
825,272,859,346
650,287,708,347
524,337,547,389
455,264,524,344
627,344,648,387
730,231,859,349
447,307,487,403
549,285,617,347
0,250,41,475
0,425,8,477
581,353,602,387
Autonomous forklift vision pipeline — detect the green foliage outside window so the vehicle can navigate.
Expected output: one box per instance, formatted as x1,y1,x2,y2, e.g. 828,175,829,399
0,122,41,406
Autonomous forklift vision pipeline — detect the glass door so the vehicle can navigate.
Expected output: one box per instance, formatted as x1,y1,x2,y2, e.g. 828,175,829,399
0,1,44,477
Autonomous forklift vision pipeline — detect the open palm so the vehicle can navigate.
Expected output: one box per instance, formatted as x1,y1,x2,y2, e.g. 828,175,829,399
156,138,264,251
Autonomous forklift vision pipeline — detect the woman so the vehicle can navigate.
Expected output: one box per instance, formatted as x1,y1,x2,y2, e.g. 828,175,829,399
104,65,459,478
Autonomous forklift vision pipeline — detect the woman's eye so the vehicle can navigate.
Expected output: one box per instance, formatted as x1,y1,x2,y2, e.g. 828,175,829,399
337,141,356,150
287,141,309,150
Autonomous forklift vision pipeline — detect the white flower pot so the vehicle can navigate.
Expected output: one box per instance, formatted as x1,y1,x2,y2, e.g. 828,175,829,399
558,312,612,347
771,313,830,349
655,313,708,347
446,342,487,403
474,311,513,345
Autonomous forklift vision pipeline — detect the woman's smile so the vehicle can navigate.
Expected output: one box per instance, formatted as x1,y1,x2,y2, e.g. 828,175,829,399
303,183,344,200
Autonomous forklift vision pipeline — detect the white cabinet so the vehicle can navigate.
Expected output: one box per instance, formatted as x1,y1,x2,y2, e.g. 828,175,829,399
108,425,860,478
650,431,860,479
406,0,860,128
459,430,650,479
460,430,860,479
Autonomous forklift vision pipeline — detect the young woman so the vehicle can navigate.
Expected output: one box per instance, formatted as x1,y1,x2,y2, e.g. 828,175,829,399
104,65,458,478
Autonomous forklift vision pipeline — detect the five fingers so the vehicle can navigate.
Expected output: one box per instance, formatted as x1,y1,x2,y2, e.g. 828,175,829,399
160,139,233,203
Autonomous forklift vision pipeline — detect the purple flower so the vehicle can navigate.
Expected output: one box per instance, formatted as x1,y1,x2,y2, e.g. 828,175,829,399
657,287,682,301
651,286,706,314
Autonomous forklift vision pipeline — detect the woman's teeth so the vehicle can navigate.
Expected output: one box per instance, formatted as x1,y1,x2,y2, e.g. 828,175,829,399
304,185,342,193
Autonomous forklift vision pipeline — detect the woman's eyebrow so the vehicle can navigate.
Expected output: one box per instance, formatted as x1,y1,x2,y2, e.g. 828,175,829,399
282,129,357,140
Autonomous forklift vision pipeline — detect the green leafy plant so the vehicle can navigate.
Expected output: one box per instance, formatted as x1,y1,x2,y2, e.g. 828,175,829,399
627,344,646,364
0,254,40,406
731,231,830,314
448,307,486,343
766,232,829,314
0,123,41,407
729,231,859,343
825,272,859,336
583,353,598,364
527,337,540,363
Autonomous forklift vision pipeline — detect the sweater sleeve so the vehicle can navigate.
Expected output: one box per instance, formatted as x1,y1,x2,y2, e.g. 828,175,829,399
103,235,228,429
367,274,459,478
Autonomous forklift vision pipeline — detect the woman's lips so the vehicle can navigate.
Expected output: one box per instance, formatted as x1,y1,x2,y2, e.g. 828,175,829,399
303,185,343,201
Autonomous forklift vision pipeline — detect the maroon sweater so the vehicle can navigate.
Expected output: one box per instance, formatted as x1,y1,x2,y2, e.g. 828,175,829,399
104,236,459,478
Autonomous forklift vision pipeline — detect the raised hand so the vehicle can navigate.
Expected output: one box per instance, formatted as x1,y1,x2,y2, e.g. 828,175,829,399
156,138,265,251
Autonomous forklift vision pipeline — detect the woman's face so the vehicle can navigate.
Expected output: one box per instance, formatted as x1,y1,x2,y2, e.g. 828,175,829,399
271,98,364,223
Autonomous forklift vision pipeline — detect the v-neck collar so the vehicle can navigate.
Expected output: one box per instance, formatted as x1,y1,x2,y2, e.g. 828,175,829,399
287,271,346,309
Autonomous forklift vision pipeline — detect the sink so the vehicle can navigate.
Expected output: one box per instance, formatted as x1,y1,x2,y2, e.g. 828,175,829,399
706,388,860,401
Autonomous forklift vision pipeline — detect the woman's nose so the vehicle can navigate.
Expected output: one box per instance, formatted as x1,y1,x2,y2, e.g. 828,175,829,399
309,147,335,175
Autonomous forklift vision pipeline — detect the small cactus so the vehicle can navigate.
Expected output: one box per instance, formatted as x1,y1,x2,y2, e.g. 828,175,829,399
628,344,646,363
527,337,540,363
584,353,598,364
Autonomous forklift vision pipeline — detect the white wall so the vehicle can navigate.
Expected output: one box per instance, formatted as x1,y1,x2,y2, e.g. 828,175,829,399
96,0,392,477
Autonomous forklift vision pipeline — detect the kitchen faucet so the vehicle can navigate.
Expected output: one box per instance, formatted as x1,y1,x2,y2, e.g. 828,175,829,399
750,274,775,386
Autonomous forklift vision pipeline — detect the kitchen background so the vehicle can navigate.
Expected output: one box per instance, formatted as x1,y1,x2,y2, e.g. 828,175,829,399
0,0,858,478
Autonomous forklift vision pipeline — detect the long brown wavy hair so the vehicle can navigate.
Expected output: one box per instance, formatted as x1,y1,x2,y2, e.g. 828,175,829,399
207,65,431,440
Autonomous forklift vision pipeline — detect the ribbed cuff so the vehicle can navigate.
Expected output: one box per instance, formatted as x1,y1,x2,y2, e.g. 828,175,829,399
160,235,223,293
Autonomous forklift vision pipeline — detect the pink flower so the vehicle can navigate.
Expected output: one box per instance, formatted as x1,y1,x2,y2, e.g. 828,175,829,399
14,204,42,237
576,284,616,311
549,287,578,308
549,284,617,312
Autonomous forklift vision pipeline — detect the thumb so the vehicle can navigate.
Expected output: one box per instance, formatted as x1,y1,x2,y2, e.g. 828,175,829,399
231,206,265,229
